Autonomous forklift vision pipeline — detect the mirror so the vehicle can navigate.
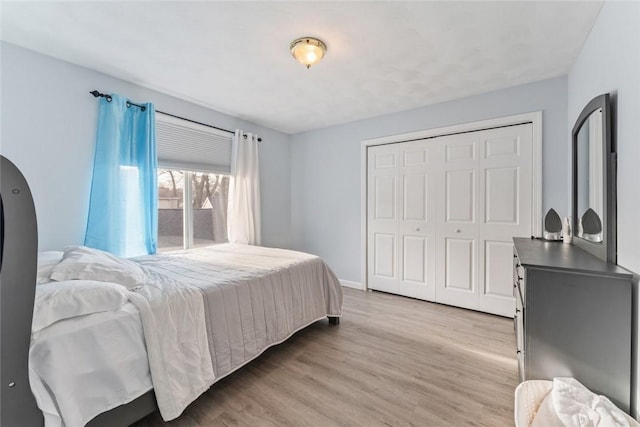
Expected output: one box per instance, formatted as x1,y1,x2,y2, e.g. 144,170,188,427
576,108,604,242
572,93,615,262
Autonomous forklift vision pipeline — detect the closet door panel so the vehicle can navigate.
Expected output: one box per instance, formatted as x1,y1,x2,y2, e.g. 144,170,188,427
403,174,427,221
373,175,396,220
398,141,436,300
445,169,475,223
367,144,399,293
444,238,475,291
373,233,396,276
402,235,426,283
478,124,533,316
485,167,519,224
484,240,516,298
435,133,480,310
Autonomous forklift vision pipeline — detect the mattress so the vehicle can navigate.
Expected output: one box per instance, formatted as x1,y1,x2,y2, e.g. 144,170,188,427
29,303,152,427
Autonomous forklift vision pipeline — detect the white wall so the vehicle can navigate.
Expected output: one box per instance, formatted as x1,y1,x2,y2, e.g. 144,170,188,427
291,77,568,283
568,1,640,418
0,42,292,250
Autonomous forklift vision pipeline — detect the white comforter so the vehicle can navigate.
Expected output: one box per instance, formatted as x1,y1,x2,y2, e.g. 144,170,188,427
126,267,215,421
29,304,152,427
30,244,343,427
30,249,215,426
134,244,343,380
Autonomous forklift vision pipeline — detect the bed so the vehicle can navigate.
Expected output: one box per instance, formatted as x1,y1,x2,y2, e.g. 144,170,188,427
29,244,343,427
1,155,343,427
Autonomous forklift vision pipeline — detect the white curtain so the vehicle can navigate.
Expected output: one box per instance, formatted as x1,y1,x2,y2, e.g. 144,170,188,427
227,130,261,245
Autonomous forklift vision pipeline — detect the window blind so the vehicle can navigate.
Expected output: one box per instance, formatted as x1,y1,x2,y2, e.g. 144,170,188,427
156,113,232,173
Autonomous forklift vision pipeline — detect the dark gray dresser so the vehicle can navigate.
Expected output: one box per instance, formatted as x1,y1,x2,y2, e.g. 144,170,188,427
513,237,632,413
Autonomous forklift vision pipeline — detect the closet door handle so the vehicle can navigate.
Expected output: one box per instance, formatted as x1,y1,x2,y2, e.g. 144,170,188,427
455,229,461,233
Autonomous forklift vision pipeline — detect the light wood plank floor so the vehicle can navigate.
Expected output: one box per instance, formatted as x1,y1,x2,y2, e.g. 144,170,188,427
134,288,518,427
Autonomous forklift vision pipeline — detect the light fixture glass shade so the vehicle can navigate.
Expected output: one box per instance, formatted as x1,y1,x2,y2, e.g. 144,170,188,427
290,37,327,69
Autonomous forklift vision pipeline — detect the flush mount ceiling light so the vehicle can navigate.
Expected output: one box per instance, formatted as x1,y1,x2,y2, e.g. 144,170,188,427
290,37,327,69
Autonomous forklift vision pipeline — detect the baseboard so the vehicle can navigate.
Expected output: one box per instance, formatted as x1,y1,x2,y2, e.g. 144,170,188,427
339,279,364,290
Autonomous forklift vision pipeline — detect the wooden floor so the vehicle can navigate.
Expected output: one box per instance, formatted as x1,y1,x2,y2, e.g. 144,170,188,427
133,288,518,427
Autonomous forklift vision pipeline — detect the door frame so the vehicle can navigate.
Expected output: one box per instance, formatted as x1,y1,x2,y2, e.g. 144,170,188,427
361,112,543,291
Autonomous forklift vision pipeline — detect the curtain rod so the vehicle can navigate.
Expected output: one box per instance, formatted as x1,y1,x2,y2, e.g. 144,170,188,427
90,90,262,142
90,90,147,111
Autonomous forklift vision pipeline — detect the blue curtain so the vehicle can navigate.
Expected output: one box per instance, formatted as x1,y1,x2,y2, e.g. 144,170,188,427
85,94,157,257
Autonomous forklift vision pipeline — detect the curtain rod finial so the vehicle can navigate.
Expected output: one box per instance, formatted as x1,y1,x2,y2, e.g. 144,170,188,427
90,90,112,102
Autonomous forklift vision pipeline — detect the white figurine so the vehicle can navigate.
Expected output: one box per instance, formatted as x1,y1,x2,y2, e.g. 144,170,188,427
562,217,572,244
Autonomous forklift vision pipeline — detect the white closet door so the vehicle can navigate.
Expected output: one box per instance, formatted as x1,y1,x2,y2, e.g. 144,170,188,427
434,124,533,316
477,124,532,316
368,141,436,299
367,144,399,294
366,122,533,317
398,141,436,300
434,132,481,310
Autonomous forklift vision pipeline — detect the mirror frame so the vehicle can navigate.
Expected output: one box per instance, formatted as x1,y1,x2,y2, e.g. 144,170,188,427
571,93,615,263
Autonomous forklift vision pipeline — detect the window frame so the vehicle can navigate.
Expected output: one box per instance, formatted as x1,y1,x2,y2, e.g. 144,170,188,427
157,168,230,251
183,170,194,249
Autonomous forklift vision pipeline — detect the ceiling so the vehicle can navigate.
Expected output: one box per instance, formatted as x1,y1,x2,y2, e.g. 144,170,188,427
1,1,602,134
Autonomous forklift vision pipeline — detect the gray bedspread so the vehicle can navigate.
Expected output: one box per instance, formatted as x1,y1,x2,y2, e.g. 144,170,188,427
134,244,343,380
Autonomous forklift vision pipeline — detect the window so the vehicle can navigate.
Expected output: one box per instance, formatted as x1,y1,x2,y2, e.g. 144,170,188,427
155,112,233,251
158,169,230,251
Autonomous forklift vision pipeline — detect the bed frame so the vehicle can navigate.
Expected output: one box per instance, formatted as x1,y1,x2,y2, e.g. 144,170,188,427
87,315,339,425
1,156,41,426
0,155,340,427
90,319,339,425
1,156,158,426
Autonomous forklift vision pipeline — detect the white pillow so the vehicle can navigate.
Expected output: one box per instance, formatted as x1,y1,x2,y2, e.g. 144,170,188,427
50,246,147,290
37,251,64,284
32,280,129,332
